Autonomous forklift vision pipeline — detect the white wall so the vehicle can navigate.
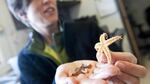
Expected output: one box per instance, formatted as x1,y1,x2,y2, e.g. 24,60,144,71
0,0,16,60
71,0,98,19
70,0,124,32
0,0,29,75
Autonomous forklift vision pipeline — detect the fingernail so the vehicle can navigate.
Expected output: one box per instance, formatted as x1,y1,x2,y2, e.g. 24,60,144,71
115,61,125,69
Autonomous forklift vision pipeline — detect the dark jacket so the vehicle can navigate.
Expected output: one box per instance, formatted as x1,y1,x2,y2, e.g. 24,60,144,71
18,21,121,84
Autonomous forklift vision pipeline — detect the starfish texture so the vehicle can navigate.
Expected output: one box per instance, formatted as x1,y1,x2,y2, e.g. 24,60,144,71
95,33,122,64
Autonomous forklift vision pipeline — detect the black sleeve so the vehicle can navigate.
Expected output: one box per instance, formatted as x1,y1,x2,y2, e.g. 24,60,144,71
18,51,57,84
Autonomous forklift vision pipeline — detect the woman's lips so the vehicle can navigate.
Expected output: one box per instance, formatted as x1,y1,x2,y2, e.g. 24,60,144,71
43,7,55,16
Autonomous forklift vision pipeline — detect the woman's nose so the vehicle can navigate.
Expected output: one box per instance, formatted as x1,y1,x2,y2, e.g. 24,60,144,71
43,0,49,4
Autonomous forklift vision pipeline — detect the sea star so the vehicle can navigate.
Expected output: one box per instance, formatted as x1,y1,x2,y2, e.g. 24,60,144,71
94,33,122,64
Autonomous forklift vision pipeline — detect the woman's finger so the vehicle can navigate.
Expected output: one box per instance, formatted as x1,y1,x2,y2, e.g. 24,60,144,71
56,77,79,84
96,52,137,64
117,72,140,84
55,64,79,84
109,77,125,84
80,79,108,84
91,64,120,79
111,52,137,64
115,61,147,78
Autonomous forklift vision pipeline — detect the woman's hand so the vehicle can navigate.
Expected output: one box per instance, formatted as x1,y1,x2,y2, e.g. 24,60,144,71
55,60,121,84
55,52,147,84
55,60,96,84
95,52,147,84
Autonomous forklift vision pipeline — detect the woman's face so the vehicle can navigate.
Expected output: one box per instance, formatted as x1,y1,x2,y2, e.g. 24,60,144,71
26,0,58,32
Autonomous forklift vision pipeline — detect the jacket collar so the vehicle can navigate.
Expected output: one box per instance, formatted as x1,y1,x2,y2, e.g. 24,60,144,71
27,31,62,65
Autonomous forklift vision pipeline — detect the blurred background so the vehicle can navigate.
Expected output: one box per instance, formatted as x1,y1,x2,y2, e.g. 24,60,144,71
0,0,150,84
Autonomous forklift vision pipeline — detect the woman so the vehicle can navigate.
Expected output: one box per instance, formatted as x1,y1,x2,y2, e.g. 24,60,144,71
6,0,147,84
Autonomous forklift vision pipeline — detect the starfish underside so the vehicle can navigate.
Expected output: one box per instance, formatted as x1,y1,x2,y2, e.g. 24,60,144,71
95,33,122,64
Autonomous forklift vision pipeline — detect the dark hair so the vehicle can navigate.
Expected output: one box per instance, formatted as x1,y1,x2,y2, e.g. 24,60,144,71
6,0,31,15
6,0,32,26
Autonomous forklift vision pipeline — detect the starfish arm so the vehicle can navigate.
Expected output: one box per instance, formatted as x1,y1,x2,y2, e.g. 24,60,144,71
100,33,108,43
105,36,122,46
94,43,101,51
102,46,112,64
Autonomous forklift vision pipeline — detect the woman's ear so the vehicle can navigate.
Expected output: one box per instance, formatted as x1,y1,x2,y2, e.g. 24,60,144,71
16,11,31,27
17,11,28,21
